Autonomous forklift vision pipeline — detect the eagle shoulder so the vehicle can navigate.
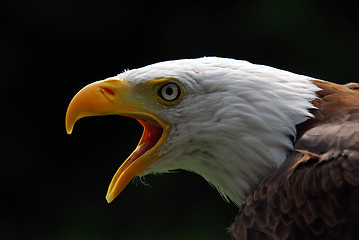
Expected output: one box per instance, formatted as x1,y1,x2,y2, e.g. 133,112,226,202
232,80,359,240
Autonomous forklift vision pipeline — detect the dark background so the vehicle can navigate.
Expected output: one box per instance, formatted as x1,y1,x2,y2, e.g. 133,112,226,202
1,0,358,239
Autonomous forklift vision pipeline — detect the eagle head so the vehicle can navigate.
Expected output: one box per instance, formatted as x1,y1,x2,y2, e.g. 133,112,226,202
66,57,318,205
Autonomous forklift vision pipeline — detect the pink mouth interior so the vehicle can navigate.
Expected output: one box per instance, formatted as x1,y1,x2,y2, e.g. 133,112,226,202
120,119,163,173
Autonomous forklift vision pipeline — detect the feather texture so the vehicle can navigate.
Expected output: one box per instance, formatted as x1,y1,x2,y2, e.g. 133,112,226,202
119,57,319,205
231,80,359,240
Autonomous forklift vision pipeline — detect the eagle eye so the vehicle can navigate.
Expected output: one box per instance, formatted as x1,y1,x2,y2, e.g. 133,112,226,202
158,83,181,101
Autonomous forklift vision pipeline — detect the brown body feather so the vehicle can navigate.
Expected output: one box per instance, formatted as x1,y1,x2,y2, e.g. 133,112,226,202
232,80,359,240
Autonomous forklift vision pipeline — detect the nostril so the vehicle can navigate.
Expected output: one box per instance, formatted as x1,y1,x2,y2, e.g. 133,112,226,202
101,87,115,96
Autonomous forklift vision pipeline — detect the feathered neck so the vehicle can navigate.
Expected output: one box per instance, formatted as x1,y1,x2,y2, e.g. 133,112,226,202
140,58,320,206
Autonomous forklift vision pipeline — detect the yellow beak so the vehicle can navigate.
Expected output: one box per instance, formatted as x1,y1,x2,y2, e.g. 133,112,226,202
66,79,128,134
66,79,169,203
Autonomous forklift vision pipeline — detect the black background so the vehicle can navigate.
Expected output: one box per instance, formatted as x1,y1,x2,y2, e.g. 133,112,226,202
2,1,358,239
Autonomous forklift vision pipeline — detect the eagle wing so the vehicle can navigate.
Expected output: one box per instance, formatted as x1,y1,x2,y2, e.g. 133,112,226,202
232,81,359,240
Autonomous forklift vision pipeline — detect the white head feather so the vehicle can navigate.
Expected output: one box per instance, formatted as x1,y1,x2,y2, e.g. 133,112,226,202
118,57,319,206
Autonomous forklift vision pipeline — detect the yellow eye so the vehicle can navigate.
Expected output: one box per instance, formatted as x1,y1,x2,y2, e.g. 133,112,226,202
158,83,181,101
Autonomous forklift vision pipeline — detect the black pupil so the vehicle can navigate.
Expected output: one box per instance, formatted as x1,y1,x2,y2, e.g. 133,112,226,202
166,87,174,96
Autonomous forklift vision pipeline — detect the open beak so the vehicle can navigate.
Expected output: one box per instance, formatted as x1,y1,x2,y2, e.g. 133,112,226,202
66,79,169,203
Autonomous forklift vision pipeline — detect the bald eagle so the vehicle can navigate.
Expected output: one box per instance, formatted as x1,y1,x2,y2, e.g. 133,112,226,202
66,57,359,239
